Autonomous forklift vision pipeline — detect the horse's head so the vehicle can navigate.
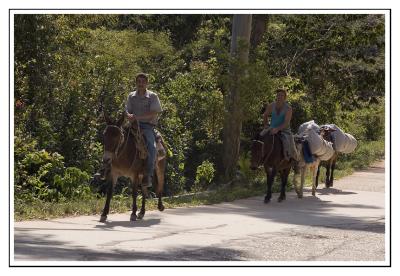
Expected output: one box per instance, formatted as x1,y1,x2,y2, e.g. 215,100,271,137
319,125,336,142
250,130,278,169
250,132,267,170
102,112,125,166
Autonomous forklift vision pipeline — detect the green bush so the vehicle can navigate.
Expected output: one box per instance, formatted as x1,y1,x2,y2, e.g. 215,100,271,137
193,160,216,191
53,167,91,199
337,140,385,170
15,131,92,202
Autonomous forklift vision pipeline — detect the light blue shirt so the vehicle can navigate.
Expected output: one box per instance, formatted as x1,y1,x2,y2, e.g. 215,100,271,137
270,102,289,129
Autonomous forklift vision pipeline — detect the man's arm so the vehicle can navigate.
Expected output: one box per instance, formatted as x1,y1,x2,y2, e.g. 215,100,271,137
125,94,136,121
135,111,159,121
263,104,272,128
126,111,159,122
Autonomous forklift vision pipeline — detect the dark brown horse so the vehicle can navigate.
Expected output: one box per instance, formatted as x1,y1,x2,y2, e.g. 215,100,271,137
316,126,338,188
100,113,166,222
250,131,292,203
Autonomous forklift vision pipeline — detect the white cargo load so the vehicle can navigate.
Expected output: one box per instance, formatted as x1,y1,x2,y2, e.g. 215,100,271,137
323,124,358,154
302,125,335,161
298,120,320,135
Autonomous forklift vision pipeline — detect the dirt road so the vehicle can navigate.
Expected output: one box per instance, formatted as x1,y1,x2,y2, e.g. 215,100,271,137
13,161,386,263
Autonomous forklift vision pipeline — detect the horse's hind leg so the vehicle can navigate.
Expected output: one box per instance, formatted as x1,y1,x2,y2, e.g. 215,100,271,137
130,176,139,221
329,158,336,187
325,162,331,188
138,192,146,220
278,168,289,202
155,158,166,211
293,164,302,198
137,174,149,219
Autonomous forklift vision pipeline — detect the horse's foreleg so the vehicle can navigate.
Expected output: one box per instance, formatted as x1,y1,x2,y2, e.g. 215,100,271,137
100,178,115,223
264,167,275,204
311,163,319,196
278,168,289,202
316,164,321,188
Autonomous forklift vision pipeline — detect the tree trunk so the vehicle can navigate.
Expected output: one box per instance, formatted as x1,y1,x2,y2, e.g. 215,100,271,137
250,14,268,51
222,14,252,180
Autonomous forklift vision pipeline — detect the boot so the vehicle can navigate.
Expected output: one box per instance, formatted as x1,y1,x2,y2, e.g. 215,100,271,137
142,175,153,188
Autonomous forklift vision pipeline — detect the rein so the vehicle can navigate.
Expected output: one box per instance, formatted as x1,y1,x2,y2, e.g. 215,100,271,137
128,119,141,171
105,125,125,159
255,134,275,165
104,120,147,171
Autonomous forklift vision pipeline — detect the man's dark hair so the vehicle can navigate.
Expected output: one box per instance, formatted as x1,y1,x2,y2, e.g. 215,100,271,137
275,88,287,96
135,73,148,82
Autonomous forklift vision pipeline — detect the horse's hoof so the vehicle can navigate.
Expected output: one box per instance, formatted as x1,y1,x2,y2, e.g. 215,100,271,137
158,205,165,212
297,194,303,199
312,191,316,196
137,212,145,220
264,198,271,204
278,196,286,202
130,214,137,221
99,215,107,223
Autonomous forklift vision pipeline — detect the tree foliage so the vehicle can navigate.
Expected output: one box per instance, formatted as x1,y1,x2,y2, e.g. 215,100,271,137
14,14,385,202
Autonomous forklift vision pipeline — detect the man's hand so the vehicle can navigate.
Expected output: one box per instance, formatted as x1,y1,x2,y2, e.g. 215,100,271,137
271,128,279,135
126,113,136,122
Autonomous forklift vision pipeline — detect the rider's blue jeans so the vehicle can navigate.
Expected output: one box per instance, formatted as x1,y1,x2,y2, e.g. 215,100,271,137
139,122,156,178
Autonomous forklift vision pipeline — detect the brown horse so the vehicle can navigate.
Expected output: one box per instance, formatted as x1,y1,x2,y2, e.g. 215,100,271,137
250,131,292,203
316,126,338,188
100,113,166,222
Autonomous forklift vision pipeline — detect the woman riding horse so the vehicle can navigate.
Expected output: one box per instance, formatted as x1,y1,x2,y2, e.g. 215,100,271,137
250,88,298,203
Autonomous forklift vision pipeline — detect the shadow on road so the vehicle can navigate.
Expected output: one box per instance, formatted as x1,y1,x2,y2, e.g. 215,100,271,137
14,232,244,261
167,191,384,234
310,188,357,195
95,218,161,229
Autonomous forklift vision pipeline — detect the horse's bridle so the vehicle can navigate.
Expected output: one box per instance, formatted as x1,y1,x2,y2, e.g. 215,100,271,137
105,125,125,159
253,134,275,166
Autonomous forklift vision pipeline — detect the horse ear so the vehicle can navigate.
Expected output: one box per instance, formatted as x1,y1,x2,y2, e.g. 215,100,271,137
253,131,261,141
116,112,125,127
103,112,113,125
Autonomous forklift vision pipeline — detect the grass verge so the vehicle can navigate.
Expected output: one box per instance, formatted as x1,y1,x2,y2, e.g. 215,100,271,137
14,139,384,221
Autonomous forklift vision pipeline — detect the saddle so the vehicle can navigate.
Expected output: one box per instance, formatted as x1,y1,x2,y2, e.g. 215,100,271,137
128,123,167,161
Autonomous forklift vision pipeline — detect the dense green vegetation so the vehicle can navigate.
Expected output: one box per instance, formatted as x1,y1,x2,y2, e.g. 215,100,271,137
14,139,384,221
14,14,385,217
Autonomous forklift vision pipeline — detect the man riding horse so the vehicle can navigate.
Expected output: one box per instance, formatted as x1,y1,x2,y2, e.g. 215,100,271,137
125,73,163,193
261,88,299,162
97,73,166,222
